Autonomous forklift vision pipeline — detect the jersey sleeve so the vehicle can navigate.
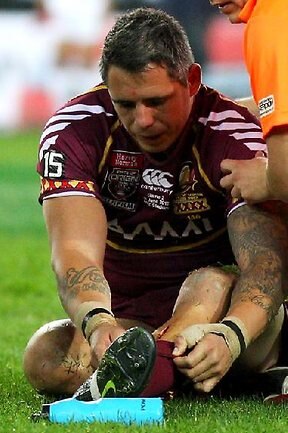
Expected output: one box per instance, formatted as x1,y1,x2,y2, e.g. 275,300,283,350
37,91,116,204
196,92,267,217
222,112,267,216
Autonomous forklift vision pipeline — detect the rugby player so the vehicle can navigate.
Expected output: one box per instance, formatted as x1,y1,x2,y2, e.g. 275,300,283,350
23,8,288,401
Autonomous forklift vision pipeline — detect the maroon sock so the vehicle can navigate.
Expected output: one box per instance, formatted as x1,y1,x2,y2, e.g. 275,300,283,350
140,340,178,397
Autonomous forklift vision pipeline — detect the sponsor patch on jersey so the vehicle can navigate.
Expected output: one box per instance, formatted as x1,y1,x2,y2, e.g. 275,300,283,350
173,165,210,216
174,194,210,216
258,95,274,118
142,169,173,189
110,151,144,169
141,169,174,210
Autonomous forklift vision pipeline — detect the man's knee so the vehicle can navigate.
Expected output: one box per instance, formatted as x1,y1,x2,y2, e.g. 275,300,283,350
23,319,92,395
186,266,237,289
155,266,238,341
174,266,237,311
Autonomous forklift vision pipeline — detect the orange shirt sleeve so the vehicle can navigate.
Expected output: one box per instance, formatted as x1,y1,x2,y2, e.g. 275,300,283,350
242,0,288,138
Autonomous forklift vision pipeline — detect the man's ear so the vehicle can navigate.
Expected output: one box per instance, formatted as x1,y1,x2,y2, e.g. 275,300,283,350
188,63,202,96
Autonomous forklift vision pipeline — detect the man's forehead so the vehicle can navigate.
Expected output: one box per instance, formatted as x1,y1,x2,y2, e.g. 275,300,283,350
107,63,169,80
107,64,177,97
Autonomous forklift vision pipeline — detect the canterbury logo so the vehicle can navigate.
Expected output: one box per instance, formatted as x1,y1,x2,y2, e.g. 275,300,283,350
142,169,173,189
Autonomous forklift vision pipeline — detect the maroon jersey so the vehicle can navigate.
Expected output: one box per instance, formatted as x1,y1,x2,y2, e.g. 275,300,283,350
37,84,266,328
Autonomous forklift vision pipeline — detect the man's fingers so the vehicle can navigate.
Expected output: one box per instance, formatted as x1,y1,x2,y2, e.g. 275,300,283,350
255,150,265,158
178,324,206,348
174,338,212,375
220,173,233,190
194,377,218,393
174,343,204,369
220,158,235,174
174,332,234,394
89,324,126,366
174,345,219,389
173,335,188,356
230,185,242,199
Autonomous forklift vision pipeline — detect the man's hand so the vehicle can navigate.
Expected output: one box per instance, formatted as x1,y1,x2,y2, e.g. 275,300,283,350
220,152,271,203
172,323,240,393
89,322,126,369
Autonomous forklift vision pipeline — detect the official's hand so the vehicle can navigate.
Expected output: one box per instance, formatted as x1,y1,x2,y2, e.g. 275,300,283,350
89,321,126,368
172,323,241,393
220,153,270,204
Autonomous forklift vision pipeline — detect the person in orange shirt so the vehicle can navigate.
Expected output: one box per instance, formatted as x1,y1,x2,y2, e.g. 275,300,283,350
209,0,288,204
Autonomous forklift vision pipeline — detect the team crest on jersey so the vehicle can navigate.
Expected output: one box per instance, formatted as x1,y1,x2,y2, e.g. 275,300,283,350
173,164,210,217
102,150,143,211
108,168,140,199
259,95,274,118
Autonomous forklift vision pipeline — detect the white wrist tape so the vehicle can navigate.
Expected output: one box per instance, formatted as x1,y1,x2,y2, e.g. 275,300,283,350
74,301,109,329
180,317,250,362
74,302,114,340
84,312,115,342
221,315,250,358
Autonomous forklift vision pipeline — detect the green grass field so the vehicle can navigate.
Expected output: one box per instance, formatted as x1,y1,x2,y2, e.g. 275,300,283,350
0,129,287,432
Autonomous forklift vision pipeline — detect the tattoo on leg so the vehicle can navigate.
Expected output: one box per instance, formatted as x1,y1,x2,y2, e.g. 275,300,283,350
62,354,90,375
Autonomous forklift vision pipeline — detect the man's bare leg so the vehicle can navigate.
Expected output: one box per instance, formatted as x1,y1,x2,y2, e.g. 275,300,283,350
153,266,283,371
140,266,238,396
155,266,237,341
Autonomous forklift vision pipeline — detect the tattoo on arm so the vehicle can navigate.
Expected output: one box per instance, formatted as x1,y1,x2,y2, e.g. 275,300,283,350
228,204,288,320
57,266,110,302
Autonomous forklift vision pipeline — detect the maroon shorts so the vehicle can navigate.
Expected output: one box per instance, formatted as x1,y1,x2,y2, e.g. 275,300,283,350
105,243,235,330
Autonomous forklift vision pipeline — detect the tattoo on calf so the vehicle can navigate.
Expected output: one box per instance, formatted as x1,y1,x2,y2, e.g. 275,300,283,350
58,266,110,300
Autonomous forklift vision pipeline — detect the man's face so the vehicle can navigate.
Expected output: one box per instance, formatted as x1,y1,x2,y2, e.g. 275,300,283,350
209,0,247,23
107,64,199,154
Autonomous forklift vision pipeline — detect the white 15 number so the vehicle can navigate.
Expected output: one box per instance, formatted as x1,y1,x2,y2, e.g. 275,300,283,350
43,151,64,177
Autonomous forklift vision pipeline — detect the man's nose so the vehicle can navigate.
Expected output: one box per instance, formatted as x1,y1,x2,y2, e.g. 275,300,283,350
134,104,155,128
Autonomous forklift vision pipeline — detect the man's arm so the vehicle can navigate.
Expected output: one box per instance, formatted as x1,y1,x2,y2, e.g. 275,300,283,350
225,203,288,336
266,131,288,202
43,195,125,364
236,96,259,117
220,130,288,203
222,96,288,203
219,96,271,203
173,203,288,391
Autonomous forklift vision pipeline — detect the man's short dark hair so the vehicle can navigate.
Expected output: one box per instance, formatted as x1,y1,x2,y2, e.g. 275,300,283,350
100,8,195,86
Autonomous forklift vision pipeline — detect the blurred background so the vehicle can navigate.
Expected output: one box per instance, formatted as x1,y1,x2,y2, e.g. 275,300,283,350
0,0,251,131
